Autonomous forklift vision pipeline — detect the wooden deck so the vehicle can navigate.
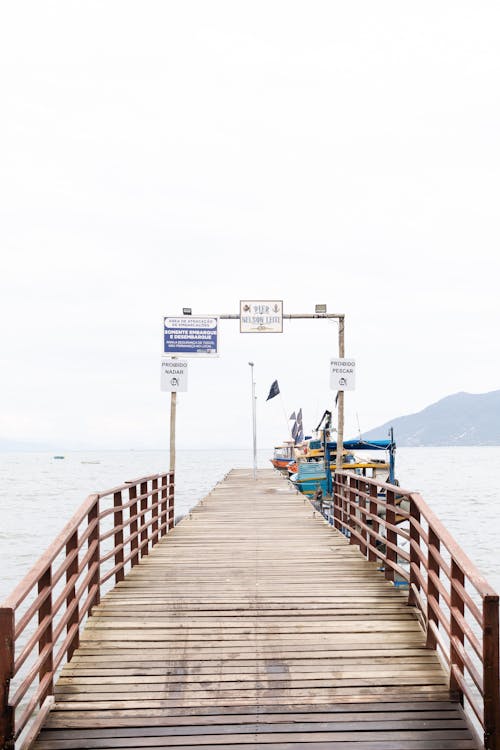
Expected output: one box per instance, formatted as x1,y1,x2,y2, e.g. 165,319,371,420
33,469,479,749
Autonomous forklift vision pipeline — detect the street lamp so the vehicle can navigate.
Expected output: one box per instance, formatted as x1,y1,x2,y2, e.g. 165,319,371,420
248,362,257,480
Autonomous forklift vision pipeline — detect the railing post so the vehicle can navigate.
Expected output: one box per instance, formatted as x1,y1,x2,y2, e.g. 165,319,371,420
114,491,124,584
0,607,15,750
140,481,148,557
66,531,80,661
348,477,358,547
368,482,378,562
38,568,54,704
159,474,167,536
333,473,343,531
151,478,159,546
449,560,465,702
426,527,440,649
88,498,100,610
342,474,350,536
483,594,500,750
168,471,175,531
408,496,421,607
359,480,367,557
385,488,396,582
129,484,139,566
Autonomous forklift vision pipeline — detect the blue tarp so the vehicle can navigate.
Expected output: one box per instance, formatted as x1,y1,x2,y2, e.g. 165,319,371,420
308,438,393,451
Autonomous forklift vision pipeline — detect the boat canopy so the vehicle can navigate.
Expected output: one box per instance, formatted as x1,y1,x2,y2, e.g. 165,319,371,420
308,438,394,452
336,439,393,451
307,435,396,489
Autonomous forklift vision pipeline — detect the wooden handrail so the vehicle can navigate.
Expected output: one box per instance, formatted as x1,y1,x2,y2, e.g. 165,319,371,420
332,470,500,750
0,471,174,749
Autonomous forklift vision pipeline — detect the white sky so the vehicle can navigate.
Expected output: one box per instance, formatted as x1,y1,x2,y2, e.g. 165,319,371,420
1,1,499,450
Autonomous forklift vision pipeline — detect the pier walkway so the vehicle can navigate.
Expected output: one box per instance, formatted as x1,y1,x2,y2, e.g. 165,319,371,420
32,469,477,749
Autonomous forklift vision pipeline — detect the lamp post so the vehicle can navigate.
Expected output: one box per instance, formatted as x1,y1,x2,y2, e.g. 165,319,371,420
336,315,345,470
248,362,257,480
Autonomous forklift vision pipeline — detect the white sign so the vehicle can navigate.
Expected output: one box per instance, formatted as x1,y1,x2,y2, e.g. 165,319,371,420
240,300,283,333
330,358,356,391
161,358,188,392
163,316,218,357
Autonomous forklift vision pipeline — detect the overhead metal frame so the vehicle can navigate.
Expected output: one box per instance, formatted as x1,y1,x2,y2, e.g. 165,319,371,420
216,311,346,471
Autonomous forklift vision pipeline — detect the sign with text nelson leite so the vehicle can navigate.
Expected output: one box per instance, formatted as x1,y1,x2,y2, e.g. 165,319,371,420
240,300,283,333
163,317,219,357
330,358,356,391
161,358,188,392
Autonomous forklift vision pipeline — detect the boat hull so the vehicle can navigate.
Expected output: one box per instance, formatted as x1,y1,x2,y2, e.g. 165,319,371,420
270,458,294,473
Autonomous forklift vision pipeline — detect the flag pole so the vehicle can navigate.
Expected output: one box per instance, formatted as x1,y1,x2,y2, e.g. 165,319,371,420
249,362,257,480
278,393,292,438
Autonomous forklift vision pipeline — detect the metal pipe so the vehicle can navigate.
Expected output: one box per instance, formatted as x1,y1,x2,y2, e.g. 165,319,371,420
219,313,345,320
248,362,257,480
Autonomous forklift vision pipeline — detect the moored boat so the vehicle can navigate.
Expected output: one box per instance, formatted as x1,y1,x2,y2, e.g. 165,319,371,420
290,437,396,498
271,441,299,473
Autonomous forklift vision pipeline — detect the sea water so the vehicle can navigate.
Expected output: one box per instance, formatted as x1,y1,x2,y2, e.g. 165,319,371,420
0,446,500,603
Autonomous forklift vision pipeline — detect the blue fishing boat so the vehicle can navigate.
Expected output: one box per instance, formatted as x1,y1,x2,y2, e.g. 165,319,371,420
290,437,396,497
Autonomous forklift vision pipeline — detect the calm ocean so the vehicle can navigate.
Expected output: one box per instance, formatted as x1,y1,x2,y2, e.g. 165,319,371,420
1,446,499,603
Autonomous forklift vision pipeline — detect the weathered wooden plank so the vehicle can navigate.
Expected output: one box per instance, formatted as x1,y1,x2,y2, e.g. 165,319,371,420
43,699,463,720
43,707,464,729
37,720,471,740
33,740,479,750
31,729,480,750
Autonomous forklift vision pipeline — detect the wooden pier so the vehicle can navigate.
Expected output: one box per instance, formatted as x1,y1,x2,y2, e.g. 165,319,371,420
1,468,498,749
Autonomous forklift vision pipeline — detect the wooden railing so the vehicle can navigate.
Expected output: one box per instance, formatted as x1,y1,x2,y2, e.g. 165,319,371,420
332,470,500,750
0,471,174,750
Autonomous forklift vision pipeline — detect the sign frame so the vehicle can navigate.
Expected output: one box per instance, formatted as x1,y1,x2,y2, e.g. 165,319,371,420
239,300,283,333
163,316,219,357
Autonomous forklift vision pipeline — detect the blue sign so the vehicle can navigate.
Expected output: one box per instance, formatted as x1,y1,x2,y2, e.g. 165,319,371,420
163,317,219,357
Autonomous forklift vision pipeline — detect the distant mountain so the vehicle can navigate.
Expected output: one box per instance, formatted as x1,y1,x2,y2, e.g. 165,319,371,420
361,390,500,446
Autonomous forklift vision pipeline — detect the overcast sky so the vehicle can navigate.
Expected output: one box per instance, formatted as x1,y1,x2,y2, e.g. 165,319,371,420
1,1,499,450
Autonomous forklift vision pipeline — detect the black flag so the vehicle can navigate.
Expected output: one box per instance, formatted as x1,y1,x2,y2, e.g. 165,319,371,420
266,380,280,401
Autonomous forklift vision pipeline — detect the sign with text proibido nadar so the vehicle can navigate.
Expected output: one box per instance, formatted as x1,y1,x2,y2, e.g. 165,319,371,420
160,358,188,392
163,316,219,357
240,300,283,333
